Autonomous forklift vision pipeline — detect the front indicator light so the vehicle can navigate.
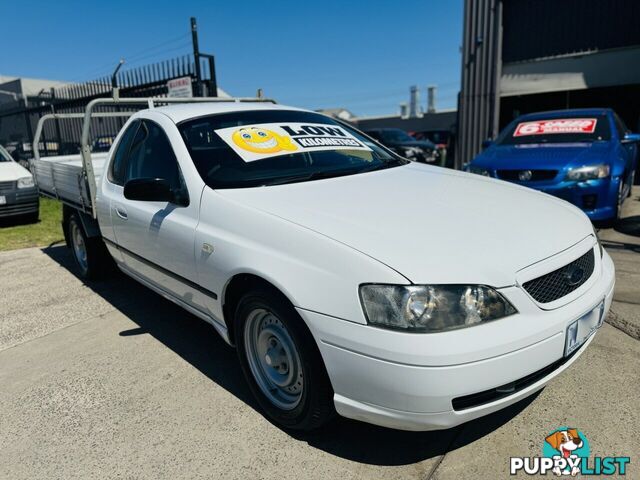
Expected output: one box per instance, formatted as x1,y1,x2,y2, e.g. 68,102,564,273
359,284,517,333
468,166,491,176
17,176,35,189
592,224,603,258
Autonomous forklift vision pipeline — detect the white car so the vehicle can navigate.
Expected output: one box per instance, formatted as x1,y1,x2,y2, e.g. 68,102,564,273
32,100,615,431
0,144,38,221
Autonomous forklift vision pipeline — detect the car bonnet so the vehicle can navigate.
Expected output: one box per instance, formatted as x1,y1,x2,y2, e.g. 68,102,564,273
217,163,593,286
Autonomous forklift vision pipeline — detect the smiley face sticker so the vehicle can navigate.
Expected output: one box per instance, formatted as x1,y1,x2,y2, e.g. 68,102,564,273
231,127,298,154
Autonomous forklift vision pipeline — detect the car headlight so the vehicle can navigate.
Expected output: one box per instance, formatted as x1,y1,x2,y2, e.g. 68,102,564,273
359,284,517,333
403,146,422,159
565,164,610,181
17,176,35,189
468,166,491,176
592,225,603,258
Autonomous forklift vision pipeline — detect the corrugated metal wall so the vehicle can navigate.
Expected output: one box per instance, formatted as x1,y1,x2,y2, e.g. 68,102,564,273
456,0,502,166
502,0,640,63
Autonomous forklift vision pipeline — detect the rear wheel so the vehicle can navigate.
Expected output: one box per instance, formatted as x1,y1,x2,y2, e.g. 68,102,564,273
66,214,111,280
235,286,334,431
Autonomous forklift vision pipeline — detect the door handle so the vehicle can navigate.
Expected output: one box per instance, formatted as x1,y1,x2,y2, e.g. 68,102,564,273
114,206,128,220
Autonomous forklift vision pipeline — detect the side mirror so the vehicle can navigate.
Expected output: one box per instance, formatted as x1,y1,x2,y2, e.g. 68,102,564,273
622,133,640,143
124,178,174,203
482,139,494,149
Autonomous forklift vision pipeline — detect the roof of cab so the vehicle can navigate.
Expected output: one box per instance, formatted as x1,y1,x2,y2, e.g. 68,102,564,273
154,101,308,124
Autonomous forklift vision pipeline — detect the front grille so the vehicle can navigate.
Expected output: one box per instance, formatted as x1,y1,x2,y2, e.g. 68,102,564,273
523,249,595,303
497,170,558,182
0,202,38,216
0,180,16,194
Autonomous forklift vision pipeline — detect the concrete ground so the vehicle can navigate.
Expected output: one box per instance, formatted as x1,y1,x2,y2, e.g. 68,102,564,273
597,186,640,341
1,190,639,480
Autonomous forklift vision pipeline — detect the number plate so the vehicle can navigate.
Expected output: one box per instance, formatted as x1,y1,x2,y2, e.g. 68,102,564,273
0,196,5,205
564,300,605,357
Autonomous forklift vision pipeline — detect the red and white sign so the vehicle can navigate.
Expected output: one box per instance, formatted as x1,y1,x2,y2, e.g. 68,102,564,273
167,76,193,98
514,118,597,137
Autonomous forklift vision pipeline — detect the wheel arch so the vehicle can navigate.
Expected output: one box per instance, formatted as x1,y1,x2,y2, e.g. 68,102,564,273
62,205,101,240
222,272,303,346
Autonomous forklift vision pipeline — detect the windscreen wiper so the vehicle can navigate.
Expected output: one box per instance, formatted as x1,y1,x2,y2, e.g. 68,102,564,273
261,169,356,186
263,160,405,186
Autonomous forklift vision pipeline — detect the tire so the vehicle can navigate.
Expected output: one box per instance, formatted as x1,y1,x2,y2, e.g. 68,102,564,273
615,177,625,221
234,286,335,431
66,213,111,280
24,210,39,224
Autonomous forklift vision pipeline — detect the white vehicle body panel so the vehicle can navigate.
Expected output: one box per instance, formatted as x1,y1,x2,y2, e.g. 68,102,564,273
0,159,33,182
217,163,593,287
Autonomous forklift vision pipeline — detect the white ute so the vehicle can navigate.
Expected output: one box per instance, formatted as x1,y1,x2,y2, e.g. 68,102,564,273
32,96,615,431
0,144,38,221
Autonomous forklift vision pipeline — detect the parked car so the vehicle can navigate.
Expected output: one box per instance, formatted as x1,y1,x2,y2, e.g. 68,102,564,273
412,129,451,150
32,97,614,432
364,128,439,163
467,108,639,222
0,144,38,222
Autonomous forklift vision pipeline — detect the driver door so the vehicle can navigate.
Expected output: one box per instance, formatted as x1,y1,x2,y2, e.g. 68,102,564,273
111,118,207,312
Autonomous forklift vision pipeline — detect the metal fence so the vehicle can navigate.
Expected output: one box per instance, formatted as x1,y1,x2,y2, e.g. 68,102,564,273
0,54,217,160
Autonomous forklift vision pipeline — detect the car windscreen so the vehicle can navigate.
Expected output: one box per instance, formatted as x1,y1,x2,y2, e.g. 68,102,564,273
0,146,12,162
496,114,611,145
178,110,405,189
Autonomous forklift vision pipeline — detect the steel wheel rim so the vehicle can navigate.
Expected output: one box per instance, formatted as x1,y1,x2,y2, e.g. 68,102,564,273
71,222,88,273
244,308,303,410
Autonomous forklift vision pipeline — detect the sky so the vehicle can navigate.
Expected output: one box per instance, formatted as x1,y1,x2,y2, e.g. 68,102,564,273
0,0,463,117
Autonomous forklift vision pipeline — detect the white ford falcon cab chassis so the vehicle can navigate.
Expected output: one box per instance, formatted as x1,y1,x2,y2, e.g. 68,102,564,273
31,94,615,431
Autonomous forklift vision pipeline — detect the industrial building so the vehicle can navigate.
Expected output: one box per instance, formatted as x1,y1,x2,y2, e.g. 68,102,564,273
457,0,640,168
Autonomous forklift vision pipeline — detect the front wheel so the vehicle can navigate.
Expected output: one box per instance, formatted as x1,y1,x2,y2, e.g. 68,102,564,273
235,287,335,431
24,209,39,224
615,177,626,221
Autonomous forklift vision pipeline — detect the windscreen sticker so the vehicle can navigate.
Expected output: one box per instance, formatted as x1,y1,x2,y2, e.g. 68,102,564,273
513,118,597,137
214,122,372,162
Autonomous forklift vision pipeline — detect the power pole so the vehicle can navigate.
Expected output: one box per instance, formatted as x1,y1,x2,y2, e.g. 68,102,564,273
191,17,202,97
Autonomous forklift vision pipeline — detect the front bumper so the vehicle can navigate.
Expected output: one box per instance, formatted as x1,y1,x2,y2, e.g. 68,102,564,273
299,249,615,431
0,186,39,218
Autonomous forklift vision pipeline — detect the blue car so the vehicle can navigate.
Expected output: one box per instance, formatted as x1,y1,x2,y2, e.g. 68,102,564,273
468,108,639,222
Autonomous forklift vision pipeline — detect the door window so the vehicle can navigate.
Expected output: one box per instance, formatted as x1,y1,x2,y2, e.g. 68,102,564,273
124,120,186,199
108,120,140,185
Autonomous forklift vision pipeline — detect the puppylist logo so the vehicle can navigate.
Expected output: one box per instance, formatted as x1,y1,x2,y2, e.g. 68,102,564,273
510,427,630,476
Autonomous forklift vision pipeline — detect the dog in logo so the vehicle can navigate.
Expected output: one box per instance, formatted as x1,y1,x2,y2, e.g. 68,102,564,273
545,428,584,476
